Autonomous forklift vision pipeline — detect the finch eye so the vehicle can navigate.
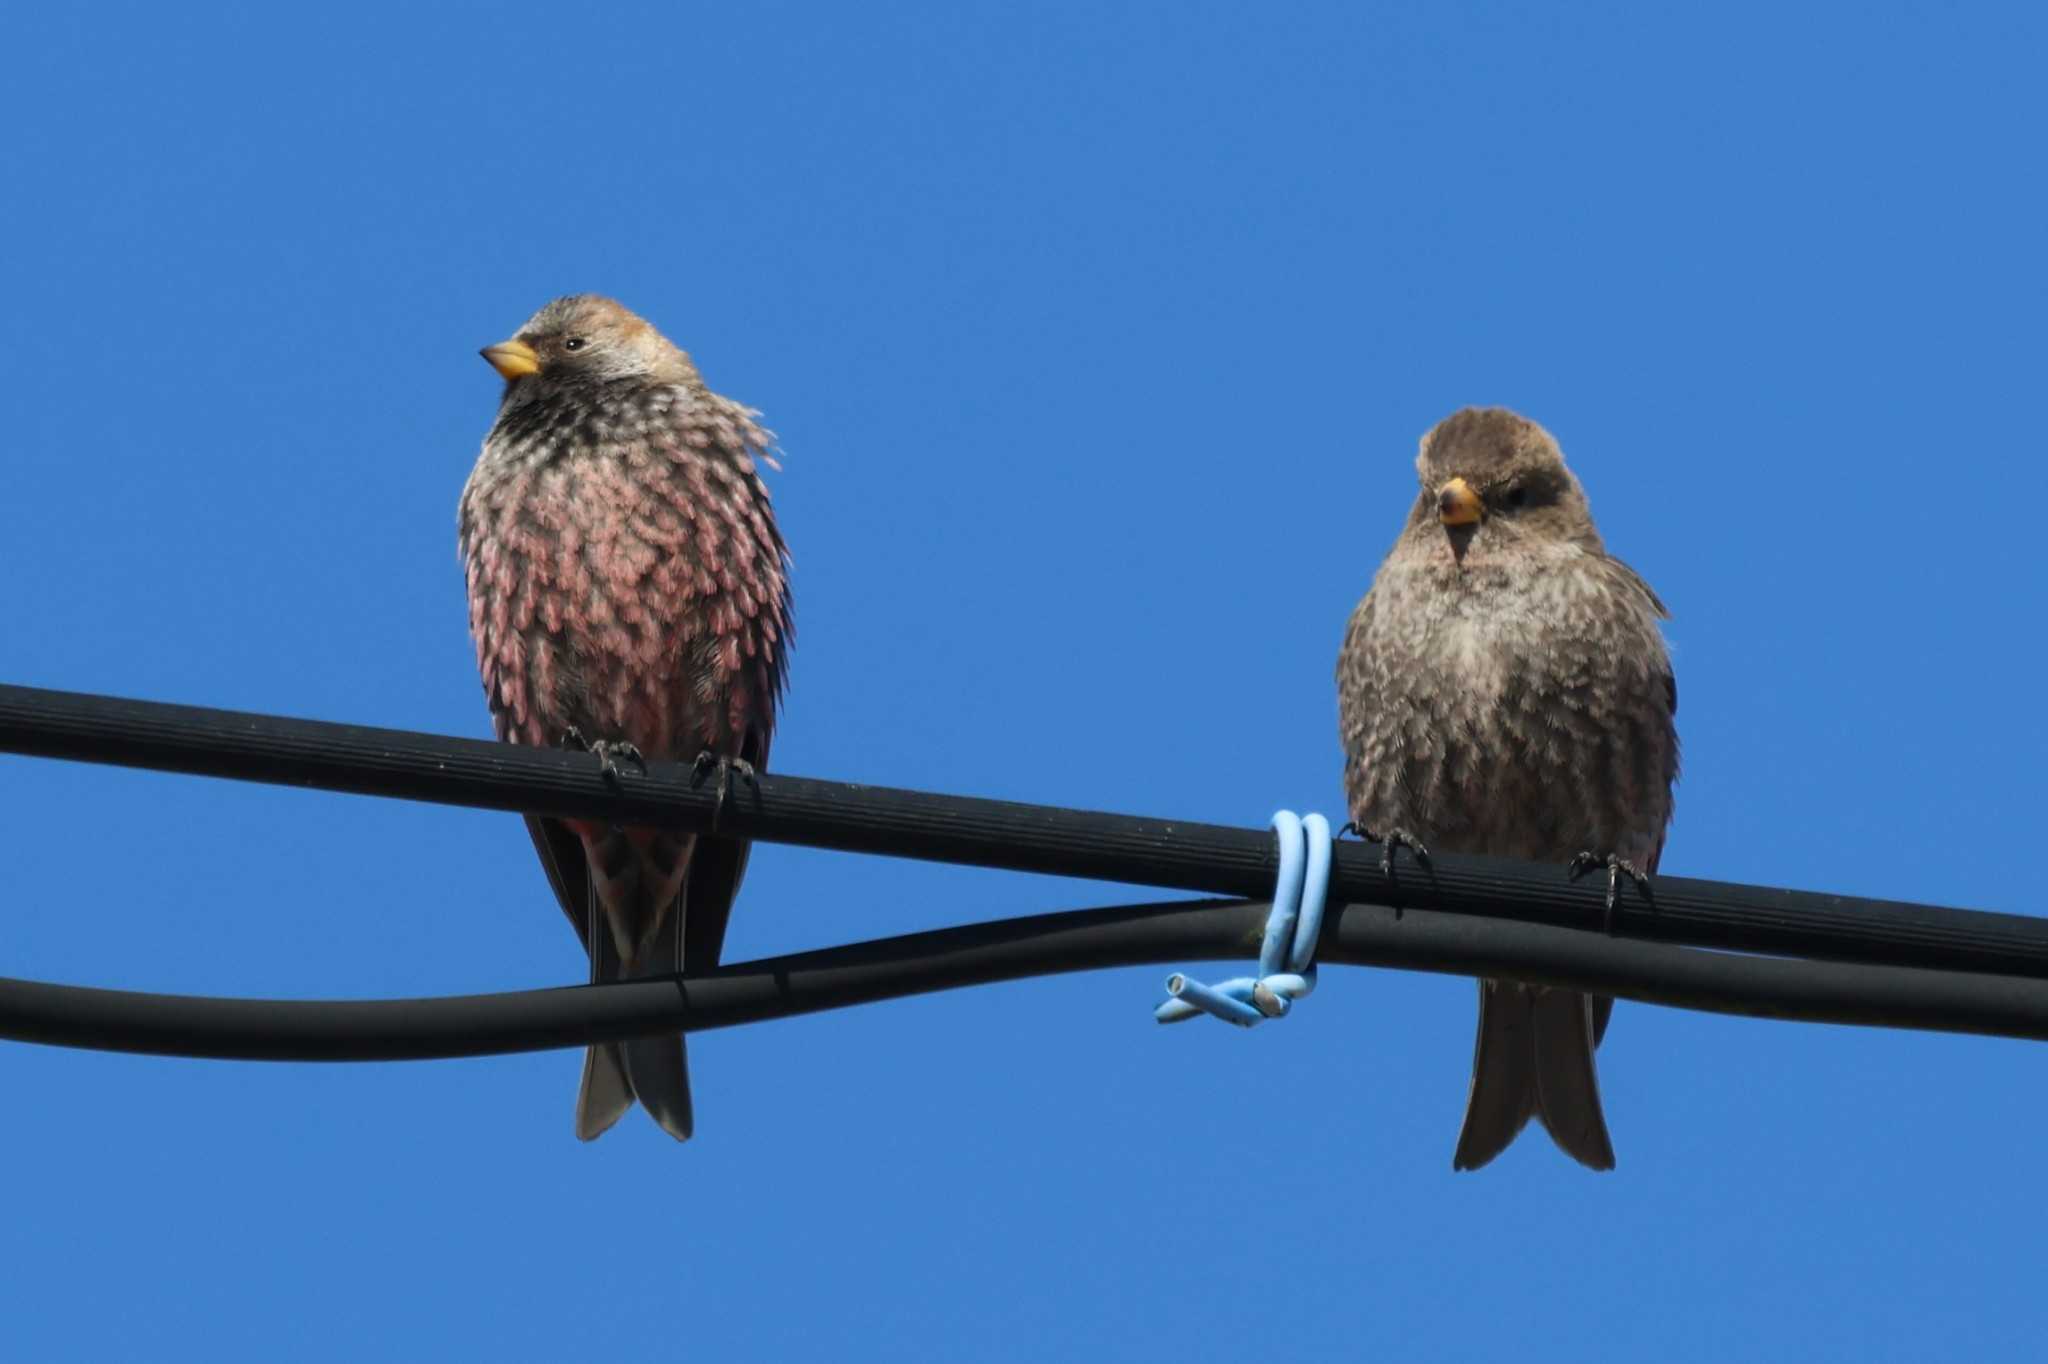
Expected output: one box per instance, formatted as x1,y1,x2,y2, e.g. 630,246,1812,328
1503,485,1528,510
563,337,588,351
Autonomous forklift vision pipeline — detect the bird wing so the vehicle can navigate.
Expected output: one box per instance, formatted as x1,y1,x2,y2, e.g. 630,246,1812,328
1334,588,1380,817
679,720,774,972
524,814,593,951
1589,613,1675,1050
1599,551,1671,619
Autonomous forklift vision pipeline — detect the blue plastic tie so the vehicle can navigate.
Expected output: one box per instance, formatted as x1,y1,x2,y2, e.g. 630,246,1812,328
1156,811,1332,1027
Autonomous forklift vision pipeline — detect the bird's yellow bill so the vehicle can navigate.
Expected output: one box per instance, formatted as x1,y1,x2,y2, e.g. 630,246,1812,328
481,340,542,380
1438,477,1483,527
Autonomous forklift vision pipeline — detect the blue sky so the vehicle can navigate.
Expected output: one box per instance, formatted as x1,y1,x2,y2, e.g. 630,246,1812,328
2,1,2043,1357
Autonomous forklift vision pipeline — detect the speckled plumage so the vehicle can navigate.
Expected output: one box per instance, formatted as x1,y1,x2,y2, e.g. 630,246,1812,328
1336,407,1677,1171
458,295,792,1142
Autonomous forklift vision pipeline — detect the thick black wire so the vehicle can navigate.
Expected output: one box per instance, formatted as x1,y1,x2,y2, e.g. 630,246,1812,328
0,681,2037,978
7,897,2048,1062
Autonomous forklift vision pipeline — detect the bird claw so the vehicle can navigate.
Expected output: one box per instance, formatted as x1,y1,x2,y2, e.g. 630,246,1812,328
1359,825,1430,879
689,750,756,785
690,751,758,830
592,742,647,786
558,728,646,787
1568,852,1653,933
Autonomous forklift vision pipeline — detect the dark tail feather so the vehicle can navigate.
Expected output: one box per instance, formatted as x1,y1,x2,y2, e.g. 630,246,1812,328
1454,979,1538,1171
574,884,634,1140
619,901,694,1142
1529,988,1615,1170
1454,981,1615,1171
576,1044,633,1141
573,873,694,1142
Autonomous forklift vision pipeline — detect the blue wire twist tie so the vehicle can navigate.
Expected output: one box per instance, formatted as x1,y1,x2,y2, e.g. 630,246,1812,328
1156,811,1331,1026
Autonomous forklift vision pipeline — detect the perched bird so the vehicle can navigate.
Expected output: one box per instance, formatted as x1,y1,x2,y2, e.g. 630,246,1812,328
458,295,792,1141
1335,407,1677,1171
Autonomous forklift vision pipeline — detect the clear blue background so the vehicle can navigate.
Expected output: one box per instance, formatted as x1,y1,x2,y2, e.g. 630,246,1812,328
1,2,2042,1358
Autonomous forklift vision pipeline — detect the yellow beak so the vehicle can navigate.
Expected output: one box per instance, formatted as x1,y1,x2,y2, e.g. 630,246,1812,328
1437,477,1483,527
480,340,542,380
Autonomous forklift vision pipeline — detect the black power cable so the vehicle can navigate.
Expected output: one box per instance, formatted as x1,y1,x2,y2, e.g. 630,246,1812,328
6,897,2048,1062
0,681,2037,981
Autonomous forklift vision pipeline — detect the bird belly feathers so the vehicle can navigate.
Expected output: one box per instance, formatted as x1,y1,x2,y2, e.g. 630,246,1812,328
1345,551,1673,864
459,409,789,763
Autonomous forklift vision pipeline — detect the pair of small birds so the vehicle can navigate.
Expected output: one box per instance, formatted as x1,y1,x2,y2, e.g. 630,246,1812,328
458,295,1678,1171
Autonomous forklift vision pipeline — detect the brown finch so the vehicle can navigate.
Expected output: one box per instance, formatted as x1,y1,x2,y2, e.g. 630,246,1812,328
1336,407,1677,1170
460,295,792,1141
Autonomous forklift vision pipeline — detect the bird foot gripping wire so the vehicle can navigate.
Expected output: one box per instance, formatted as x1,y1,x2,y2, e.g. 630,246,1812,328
1156,811,1333,1027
